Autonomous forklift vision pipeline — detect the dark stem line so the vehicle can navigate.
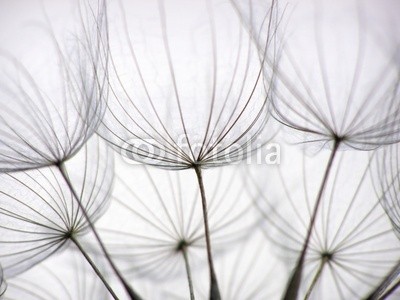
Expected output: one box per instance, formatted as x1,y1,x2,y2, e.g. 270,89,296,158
57,163,142,300
304,257,328,300
379,278,400,300
71,235,119,300
365,260,400,300
283,140,340,300
181,246,195,300
194,166,221,300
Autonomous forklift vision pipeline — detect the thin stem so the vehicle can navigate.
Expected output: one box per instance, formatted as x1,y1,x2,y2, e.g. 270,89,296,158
71,235,119,300
283,140,340,300
57,163,142,300
365,260,400,300
304,256,328,300
379,278,400,300
194,166,221,300
181,243,195,300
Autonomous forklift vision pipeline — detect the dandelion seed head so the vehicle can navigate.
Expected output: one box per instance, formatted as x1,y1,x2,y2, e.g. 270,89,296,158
99,0,277,169
0,135,113,277
93,160,257,281
248,144,400,299
0,0,108,172
266,0,400,150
